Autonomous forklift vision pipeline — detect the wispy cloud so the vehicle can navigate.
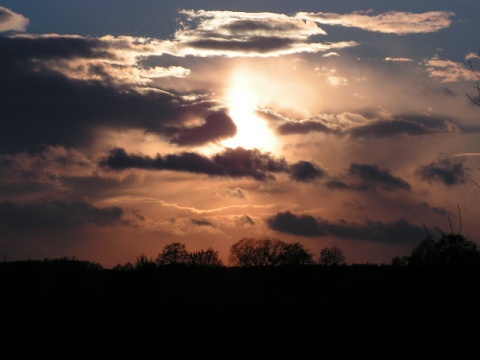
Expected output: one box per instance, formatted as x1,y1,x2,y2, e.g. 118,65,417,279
0,6,29,32
297,10,454,35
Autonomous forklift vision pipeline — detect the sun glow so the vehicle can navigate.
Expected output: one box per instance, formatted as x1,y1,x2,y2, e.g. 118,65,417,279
222,73,279,153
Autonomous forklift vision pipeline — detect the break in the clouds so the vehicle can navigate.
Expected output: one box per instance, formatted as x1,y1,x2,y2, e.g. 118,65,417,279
0,6,28,32
416,158,469,186
267,211,425,244
298,10,454,35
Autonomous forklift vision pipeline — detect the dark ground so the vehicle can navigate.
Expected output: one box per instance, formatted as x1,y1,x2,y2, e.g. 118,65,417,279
2,261,480,359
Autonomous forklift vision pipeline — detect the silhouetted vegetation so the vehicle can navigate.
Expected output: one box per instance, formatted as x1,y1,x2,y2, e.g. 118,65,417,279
3,234,480,359
318,245,346,266
467,50,480,105
392,232,480,266
229,237,315,266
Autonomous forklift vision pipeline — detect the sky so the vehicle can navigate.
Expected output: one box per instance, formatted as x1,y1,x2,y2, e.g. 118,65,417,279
1,1,479,268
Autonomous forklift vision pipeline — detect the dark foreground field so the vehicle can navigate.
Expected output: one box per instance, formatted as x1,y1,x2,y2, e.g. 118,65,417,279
2,261,480,359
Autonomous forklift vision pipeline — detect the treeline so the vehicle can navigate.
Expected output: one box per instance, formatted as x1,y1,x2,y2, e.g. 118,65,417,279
3,235,480,358
112,232,480,271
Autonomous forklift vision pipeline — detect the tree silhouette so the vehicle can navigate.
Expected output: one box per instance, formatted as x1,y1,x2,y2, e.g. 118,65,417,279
318,246,346,266
278,242,315,265
393,233,480,266
229,237,315,266
134,253,156,271
155,242,189,266
188,247,224,266
467,51,480,105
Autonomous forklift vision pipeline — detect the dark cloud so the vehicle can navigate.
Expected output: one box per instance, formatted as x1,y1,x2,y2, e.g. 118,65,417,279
289,160,325,182
267,211,424,244
237,214,255,225
220,19,303,34
186,36,298,54
267,211,325,236
0,200,126,232
190,218,215,227
0,34,230,154
276,120,335,135
416,158,469,186
325,180,351,190
165,111,237,146
348,115,460,139
419,202,451,216
101,147,289,181
349,163,411,191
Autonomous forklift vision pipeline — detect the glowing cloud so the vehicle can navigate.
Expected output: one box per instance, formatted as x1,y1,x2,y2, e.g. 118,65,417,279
0,6,29,32
297,10,455,34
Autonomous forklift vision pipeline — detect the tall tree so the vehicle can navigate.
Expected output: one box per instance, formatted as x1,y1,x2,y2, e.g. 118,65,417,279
155,242,189,266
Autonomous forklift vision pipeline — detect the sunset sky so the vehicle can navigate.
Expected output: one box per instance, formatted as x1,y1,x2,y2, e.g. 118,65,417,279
1,1,479,268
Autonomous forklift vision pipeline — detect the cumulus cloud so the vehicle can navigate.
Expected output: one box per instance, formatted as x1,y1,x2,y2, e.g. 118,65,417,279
0,6,29,32
297,10,454,35
267,211,425,244
416,158,469,186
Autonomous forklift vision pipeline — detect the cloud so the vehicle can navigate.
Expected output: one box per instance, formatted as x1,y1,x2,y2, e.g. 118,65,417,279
165,10,358,57
384,57,413,62
348,163,411,191
164,111,237,146
272,110,460,139
267,211,425,244
425,56,478,82
416,158,469,186
190,218,215,227
347,114,461,138
276,119,335,135
0,6,29,32
298,10,454,35
0,200,127,232
101,147,289,181
0,33,235,153
214,187,248,199
289,161,325,182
